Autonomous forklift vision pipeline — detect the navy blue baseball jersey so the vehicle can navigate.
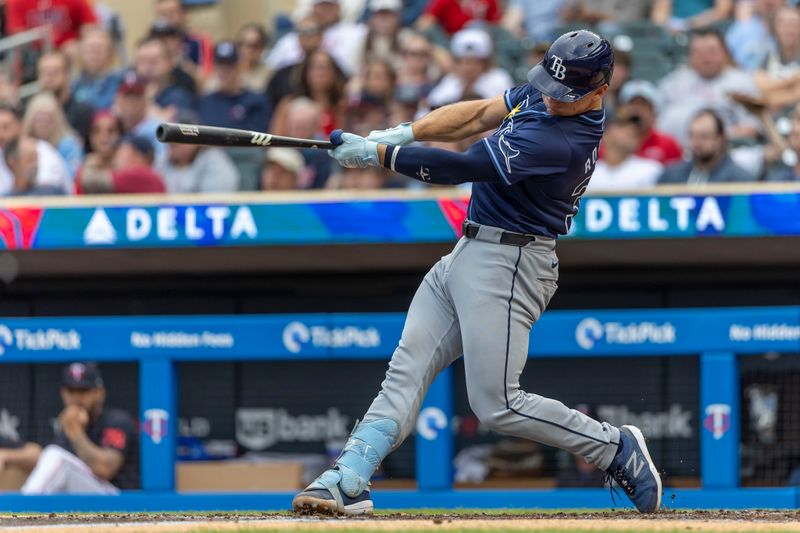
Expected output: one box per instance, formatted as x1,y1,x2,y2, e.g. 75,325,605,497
472,84,605,238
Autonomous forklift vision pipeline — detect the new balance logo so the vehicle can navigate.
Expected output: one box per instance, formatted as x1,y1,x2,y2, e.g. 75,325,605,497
250,132,273,146
626,452,646,478
550,55,567,80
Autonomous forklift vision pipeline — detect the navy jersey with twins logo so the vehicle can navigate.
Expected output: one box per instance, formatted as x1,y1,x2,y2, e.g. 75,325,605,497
471,84,605,238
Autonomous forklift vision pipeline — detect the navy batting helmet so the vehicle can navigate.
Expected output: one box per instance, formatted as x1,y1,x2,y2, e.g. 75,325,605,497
528,30,614,103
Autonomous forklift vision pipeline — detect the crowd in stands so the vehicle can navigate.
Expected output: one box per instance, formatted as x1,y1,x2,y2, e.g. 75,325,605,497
0,0,798,197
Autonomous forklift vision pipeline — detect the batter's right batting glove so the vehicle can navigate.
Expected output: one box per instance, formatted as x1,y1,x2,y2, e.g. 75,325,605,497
366,122,415,146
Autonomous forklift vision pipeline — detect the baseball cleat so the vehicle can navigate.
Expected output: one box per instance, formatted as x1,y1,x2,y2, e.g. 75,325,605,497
605,425,662,513
292,485,373,516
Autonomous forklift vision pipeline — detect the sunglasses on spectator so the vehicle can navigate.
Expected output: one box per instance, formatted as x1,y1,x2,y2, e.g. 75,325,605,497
238,40,263,49
298,26,321,36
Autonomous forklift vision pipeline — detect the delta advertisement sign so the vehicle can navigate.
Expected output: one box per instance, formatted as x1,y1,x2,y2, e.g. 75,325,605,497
0,192,796,250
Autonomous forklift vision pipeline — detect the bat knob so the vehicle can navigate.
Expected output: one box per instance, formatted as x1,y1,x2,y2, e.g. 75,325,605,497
330,129,344,146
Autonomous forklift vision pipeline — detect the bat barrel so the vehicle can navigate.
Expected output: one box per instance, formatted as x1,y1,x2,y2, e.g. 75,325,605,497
156,122,339,150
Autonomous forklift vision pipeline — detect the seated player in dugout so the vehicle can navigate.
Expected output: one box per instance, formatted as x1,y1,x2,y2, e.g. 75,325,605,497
294,30,662,516
22,362,138,494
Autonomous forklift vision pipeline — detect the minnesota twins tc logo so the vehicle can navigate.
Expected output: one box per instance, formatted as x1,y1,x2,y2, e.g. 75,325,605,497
550,55,567,80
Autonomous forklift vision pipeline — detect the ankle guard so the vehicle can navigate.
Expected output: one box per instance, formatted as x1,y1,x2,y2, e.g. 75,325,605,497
336,418,399,498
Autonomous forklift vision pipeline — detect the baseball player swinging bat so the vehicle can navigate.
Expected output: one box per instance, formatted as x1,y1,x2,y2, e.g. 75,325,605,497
156,123,345,150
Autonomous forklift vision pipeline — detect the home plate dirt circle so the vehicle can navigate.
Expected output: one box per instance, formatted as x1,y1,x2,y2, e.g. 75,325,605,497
3,511,800,533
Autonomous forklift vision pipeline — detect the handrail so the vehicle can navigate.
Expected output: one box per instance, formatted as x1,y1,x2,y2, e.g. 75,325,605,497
0,26,53,55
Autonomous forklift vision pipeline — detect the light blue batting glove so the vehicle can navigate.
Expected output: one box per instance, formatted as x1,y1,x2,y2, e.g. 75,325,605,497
366,122,415,146
329,132,380,169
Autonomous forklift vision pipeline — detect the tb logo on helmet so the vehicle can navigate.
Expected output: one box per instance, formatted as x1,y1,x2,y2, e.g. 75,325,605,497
550,55,567,80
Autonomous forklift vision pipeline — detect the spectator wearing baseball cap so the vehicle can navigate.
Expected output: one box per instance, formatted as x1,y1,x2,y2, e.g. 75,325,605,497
21,362,138,494
110,134,167,193
588,112,664,193
617,80,683,165
261,148,306,191
361,0,406,65
198,41,272,133
114,71,167,166
427,28,513,108
416,0,501,36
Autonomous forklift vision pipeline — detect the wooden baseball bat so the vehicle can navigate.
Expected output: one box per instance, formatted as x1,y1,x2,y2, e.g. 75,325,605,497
156,123,344,150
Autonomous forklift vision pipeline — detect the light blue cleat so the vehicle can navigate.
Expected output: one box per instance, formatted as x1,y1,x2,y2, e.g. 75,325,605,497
605,425,663,513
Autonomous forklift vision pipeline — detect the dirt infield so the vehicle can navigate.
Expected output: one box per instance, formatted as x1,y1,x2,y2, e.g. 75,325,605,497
3,511,800,533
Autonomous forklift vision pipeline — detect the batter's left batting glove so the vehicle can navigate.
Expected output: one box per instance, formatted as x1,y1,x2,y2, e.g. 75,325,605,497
330,133,380,169
366,122,415,146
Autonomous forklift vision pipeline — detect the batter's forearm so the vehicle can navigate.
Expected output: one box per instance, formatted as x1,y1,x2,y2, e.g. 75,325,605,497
412,96,507,142
379,142,501,185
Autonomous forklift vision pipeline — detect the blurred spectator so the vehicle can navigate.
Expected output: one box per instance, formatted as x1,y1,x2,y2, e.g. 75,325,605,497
651,0,734,33
21,362,137,494
148,20,198,96
764,102,800,181
328,166,389,189
261,148,304,191
72,28,123,111
416,0,501,36
726,0,785,72
589,114,664,192
427,28,513,108
4,136,68,196
266,16,323,108
154,0,214,76
604,48,632,119
0,103,24,195
134,36,195,116
283,98,333,189
268,0,367,76
37,51,94,140
362,0,405,65
6,0,97,49
0,103,70,195
113,72,165,165
22,92,84,179
110,135,166,194
753,5,800,113
618,80,683,164
659,109,755,184
236,23,271,93
198,41,271,132
395,32,442,105
657,28,760,146
353,58,397,107
293,0,369,23
270,50,347,136
562,0,651,30
157,110,240,193
502,0,565,42
75,110,123,194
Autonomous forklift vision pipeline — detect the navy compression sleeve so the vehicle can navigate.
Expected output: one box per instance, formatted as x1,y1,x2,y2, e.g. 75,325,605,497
382,141,501,185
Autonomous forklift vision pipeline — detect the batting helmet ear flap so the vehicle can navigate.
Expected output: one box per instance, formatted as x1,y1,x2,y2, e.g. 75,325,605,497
528,30,615,103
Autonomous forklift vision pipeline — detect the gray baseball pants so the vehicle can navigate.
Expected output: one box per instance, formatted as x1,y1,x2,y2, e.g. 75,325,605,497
363,222,620,470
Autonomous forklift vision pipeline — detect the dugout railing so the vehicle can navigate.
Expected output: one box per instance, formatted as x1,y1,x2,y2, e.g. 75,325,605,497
0,306,798,511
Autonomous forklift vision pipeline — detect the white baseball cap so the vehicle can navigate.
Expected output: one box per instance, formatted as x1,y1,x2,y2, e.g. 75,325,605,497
266,148,305,175
619,80,660,109
369,0,402,11
451,28,492,59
